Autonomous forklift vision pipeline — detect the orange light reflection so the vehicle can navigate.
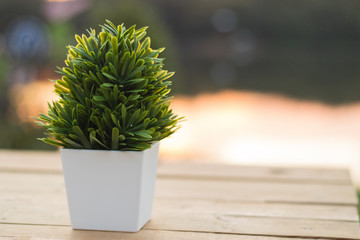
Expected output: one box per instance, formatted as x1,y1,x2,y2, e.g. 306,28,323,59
10,82,360,185
10,81,59,123
161,91,360,185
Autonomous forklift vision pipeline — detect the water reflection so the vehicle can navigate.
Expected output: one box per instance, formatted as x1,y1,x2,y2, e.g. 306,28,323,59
161,90,360,185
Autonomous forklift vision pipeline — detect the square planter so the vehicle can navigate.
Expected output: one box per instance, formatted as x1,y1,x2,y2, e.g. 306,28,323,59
60,142,159,232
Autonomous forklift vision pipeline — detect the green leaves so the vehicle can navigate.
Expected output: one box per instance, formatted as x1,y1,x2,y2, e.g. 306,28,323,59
73,126,91,148
36,20,182,151
111,127,120,150
134,130,152,139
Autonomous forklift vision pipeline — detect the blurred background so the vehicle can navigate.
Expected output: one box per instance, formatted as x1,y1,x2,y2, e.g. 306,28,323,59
1,0,360,183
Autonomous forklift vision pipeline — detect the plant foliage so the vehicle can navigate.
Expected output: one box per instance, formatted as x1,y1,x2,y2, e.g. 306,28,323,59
36,20,182,151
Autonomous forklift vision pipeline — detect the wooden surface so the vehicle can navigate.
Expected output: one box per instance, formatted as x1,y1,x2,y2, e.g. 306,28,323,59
0,151,360,239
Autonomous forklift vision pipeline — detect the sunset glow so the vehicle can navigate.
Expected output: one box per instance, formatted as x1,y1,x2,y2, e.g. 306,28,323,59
11,82,360,184
160,91,360,184
9,81,59,123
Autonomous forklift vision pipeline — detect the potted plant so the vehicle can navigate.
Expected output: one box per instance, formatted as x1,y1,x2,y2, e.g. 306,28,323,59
35,20,182,232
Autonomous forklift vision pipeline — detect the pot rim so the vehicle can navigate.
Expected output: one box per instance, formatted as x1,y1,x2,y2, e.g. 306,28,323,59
60,142,159,153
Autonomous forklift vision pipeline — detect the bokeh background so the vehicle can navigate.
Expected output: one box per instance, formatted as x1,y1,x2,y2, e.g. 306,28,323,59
1,0,360,183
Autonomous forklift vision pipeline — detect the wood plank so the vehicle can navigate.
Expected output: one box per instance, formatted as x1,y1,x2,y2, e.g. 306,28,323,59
0,151,352,185
2,189,358,225
147,212,360,240
0,150,61,173
156,178,358,205
0,223,330,240
1,207,359,239
1,172,357,207
1,172,359,239
0,153,358,238
155,199,359,221
158,162,352,185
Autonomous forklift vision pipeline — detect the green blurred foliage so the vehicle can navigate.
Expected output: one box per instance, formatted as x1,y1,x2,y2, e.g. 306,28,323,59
0,119,56,150
48,21,76,66
157,0,360,103
0,0,43,32
0,56,10,115
358,190,360,220
1,0,360,150
0,57,10,90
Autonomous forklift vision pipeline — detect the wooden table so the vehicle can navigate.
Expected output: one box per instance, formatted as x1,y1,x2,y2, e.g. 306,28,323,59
1,150,360,239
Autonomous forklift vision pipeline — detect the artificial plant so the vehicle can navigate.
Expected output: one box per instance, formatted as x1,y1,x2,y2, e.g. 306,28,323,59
36,20,182,150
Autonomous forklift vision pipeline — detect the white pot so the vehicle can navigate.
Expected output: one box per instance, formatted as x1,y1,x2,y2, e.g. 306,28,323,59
60,142,159,232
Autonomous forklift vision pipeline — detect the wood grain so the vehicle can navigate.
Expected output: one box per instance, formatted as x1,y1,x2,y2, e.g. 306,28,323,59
0,171,357,206
156,178,358,205
155,199,359,221
0,172,359,239
2,207,359,239
0,151,359,239
0,150,61,173
1,223,332,240
147,212,360,239
158,162,352,185
0,151,352,185
2,182,358,225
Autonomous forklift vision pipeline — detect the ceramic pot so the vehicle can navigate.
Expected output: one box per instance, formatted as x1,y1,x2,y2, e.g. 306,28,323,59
60,142,159,232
